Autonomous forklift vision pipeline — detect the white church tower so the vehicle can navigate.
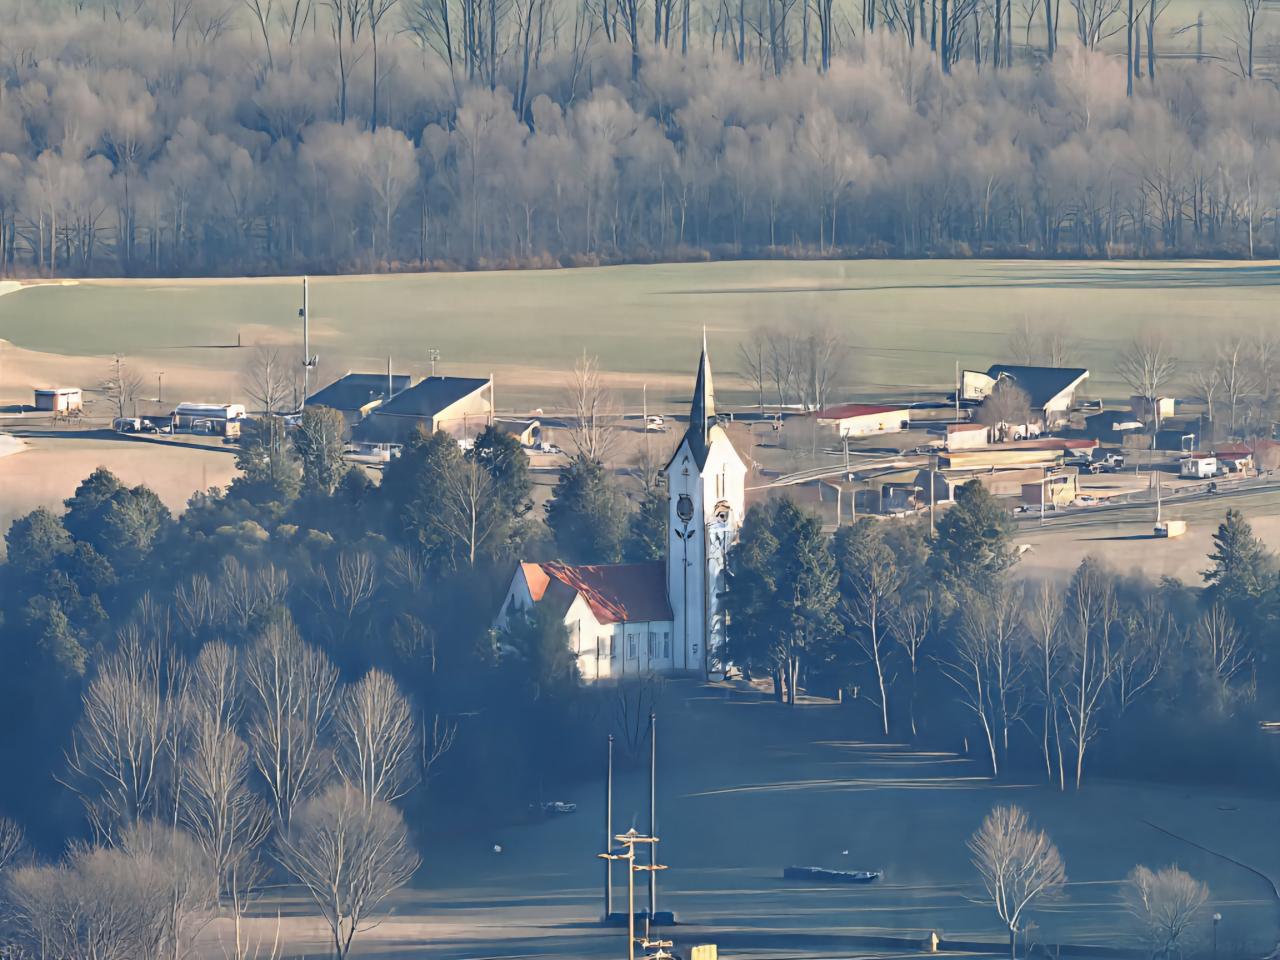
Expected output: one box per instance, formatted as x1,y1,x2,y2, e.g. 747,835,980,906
665,335,748,677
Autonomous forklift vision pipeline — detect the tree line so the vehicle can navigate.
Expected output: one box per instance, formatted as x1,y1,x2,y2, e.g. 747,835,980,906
726,484,1275,790
0,392,667,945
0,0,1277,277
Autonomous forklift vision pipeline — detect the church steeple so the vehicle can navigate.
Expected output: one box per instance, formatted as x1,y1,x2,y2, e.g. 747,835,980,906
687,329,715,464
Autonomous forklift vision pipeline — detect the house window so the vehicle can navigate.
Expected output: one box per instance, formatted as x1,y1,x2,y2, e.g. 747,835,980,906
647,632,655,658
663,632,671,658
627,634,637,660
568,621,581,654
609,635,616,658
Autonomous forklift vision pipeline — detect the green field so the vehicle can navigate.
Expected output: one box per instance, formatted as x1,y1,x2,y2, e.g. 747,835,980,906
2,261,1278,410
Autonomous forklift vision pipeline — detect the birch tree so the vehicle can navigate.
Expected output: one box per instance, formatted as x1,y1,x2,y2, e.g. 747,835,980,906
242,616,340,828
275,784,420,960
334,669,420,807
969,804,1066,960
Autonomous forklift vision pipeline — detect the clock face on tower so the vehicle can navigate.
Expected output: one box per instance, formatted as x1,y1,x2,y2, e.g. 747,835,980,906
676,494,694,523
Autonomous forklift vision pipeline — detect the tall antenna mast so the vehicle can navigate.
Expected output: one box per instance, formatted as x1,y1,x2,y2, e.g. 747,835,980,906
300,276,317,409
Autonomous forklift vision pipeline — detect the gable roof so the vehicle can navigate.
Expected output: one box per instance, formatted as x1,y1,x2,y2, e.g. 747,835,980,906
525,560,672,625
370,375,490,419
986,365,1089,411
306,373,412,413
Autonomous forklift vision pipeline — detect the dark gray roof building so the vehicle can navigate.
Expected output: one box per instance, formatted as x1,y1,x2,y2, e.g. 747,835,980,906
307,373,412,415
354,375,493,443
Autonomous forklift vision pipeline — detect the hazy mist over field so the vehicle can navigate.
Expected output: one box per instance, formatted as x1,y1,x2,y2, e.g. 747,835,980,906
1,0,1280,954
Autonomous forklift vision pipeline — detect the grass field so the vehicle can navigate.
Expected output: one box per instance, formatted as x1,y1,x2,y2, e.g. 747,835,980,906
2,261,1279,412
219,680,1280,959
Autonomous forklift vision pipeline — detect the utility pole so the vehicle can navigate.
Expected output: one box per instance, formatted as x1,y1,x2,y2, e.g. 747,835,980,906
428,348,441,377
604,735,614,920
157,371,164,405
598,831,665,960
954,360,960,422
387,354,393,401
648,713,658,919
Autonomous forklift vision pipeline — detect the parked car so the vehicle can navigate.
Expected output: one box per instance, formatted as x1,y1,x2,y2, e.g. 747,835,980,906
645,415,667,431
541,801,577,815
538,442,563,454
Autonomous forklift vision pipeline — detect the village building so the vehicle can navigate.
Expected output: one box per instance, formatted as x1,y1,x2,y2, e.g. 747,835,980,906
814,403,910,438
497,339,746,681
354,375,493,444
33,387,82,413
962,364,1090,432
172,402,246,436
306,372,413,429
498,562,673,681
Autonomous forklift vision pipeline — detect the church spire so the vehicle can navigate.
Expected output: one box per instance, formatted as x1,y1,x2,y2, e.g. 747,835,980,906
687,330,715,463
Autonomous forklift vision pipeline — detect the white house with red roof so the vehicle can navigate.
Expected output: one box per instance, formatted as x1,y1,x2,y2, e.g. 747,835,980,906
814,403,910,438
498,561,674,680
498,338,746,681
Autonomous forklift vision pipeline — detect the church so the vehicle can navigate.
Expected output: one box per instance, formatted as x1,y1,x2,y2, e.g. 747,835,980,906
496,339,748,680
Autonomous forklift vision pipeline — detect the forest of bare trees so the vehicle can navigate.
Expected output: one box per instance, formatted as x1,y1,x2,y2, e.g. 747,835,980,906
0,0,1276,276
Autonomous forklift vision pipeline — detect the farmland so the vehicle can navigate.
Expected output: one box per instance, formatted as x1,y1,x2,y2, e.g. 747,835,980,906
2,260,1279,413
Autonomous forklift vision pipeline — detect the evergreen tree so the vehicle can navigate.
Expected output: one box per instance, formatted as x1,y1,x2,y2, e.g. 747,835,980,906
722,502,783,683
545,456,627,564
62,467,123,545
1202,509,1270,614
232,415,301,503
101,485,172,568
3,509,72,576
295,405,349,495
930,480,1017,599
625,478,666,562
471,425,532,519
771,499,839,705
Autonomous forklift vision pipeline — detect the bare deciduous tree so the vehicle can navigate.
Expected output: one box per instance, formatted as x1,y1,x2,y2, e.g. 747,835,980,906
1124,865,1209,959
1111,593,1168,715
180,643,271,902
940,582,1026,776
1060,559,1117,789
977,379,1033,441
0,816,29,873
737,328,769,414
969,804,1066,960
433,458,503,567
564,352,618,463
243,346,296,416
1116,335,1177,432
242,616,340,828
102,353,146,420
274,784,420,960
890,590,932,738
1194,604,1252,709
1025,580,1065,788
334,669,419,807
62,629,184,841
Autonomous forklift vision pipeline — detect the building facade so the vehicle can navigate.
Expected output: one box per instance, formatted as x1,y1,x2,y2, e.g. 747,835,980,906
498,339,746,680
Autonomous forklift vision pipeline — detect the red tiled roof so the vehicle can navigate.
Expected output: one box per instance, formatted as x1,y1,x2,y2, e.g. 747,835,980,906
520,562,551,601
1214,443,1254,458
815,403,905,420
971,438,1096,451
531,561,673,625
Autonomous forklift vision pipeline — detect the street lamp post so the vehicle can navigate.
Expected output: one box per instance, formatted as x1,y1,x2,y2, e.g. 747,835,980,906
1212,911,1222,960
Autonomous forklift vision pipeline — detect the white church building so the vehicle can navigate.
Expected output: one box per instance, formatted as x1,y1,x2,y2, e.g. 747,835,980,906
497,339,747,680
